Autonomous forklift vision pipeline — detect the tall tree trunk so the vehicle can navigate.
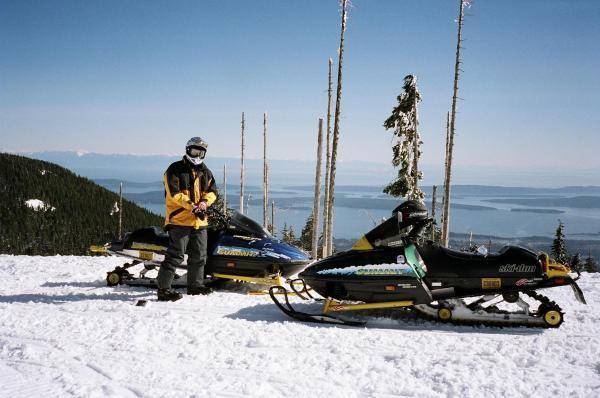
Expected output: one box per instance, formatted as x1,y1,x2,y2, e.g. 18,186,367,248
240,112,245,214
223,164,227,212
312,118,324,259
118,181,123,240
322,57,333,258
441,0,465,247
271,200,275,235
441,111,450,242
263,112,268,228
326,0,348,256
431,185,437,241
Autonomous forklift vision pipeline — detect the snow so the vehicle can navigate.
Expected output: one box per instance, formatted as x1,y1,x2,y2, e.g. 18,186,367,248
0,255,599,397
24,199,55,212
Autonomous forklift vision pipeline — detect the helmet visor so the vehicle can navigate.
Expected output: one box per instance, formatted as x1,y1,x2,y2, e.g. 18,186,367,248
187,146,206,159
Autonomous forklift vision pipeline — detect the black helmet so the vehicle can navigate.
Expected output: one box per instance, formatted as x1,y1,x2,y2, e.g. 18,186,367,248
185,137,208,166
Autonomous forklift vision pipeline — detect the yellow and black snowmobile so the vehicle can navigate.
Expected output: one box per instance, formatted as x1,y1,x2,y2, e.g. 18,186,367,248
270,200,586,328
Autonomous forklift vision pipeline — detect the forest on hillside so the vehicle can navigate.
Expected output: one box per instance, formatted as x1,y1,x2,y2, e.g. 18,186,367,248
0,154,163,255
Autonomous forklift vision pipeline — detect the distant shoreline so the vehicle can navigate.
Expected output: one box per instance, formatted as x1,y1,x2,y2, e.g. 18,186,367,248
510,208,565,214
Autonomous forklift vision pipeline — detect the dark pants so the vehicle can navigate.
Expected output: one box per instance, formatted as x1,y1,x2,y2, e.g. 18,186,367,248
157,226,208,289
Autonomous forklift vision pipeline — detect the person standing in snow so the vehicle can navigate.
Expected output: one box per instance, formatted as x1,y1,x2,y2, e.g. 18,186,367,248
156,137,218,301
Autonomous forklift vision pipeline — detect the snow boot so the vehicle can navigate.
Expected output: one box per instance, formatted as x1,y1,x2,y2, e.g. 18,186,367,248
157,288,183,302
187,286,213,295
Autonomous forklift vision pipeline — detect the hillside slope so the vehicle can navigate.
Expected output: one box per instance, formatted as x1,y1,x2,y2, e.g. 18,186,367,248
0,153,163,255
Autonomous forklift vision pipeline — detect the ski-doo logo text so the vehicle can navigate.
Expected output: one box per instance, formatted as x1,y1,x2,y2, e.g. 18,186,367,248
499,264,536,273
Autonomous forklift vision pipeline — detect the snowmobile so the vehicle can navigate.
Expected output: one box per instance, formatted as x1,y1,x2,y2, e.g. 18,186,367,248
91,210,311,291
270,200,586,328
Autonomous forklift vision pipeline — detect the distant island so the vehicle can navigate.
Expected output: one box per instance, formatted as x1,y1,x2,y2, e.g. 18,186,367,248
485,196,600,209
125,190,497,212
510,208,565,214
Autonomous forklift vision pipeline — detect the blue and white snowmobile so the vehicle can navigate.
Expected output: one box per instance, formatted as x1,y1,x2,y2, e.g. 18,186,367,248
92,210,310,290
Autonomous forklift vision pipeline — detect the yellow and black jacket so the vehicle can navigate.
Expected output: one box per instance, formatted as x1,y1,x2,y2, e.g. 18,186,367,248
163,158,217,229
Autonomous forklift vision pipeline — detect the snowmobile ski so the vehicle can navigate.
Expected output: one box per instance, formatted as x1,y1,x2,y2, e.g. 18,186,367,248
268,286,366,326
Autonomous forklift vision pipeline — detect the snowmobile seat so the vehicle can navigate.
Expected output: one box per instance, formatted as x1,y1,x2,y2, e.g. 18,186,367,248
123,227,169,250
417,243,540,277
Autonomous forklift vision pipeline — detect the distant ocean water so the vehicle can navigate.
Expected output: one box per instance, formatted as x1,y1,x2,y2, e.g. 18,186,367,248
140,188,600,240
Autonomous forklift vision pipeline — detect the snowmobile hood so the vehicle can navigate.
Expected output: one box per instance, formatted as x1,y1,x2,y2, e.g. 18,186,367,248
214,233,309,262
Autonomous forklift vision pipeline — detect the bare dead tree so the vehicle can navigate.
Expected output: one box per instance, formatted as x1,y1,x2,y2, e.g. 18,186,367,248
240,112,245,214
431,185,437,241
223,164,227,212
312,118,324,259
263,112,268,228
271,200,275,235
441,0,467,247
441,111,450,242
322,57,333,257
118,181,123,240
326,0,349,256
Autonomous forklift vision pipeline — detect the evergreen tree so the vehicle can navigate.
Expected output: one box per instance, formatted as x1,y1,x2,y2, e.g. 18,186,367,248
426,221,442,243
550,220,568,264
286,226,297,246
281,223,289,241
299,214,314,252
281,223,298,246
0,153,164,255
383,74,423,200
584,251,597,273
570,253,582,272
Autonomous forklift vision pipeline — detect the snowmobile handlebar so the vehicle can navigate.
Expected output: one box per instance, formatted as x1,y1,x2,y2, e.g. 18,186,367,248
406,217,433,241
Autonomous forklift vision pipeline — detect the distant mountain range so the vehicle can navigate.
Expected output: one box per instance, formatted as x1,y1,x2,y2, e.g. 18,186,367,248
19,150,395,186
14,150,600,187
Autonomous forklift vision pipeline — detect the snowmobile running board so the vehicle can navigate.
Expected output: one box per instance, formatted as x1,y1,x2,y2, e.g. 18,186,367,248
212,273,285,287
90,245,107,254
211,272,303,296
103,260,300,295
323,298,414,313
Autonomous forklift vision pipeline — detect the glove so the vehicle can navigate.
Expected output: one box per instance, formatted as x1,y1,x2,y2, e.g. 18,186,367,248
192,202,207,220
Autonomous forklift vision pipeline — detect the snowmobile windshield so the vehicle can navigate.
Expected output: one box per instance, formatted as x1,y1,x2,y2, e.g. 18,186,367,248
363,216,403,247
363,211,430,247
227,210,271,239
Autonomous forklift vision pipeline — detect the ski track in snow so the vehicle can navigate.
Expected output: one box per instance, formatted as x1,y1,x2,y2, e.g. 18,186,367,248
0,255,599,397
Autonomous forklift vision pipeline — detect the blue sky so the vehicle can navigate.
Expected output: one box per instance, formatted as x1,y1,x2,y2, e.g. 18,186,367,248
1,0,599,176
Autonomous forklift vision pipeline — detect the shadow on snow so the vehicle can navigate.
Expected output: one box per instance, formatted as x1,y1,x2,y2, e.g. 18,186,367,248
227,302,544,336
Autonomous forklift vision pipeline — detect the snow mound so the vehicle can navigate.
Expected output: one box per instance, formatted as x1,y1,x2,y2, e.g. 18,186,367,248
0,255,598,397
25,199,56,212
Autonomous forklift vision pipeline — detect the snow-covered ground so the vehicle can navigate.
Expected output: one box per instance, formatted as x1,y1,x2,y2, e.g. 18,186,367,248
0,255,599,397
24,199,55,212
